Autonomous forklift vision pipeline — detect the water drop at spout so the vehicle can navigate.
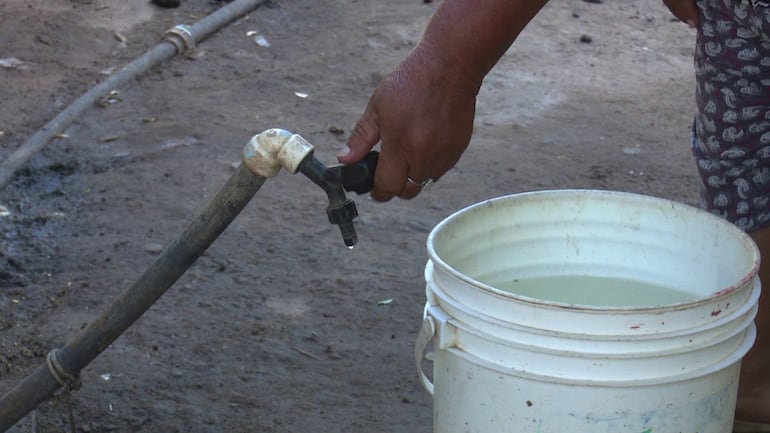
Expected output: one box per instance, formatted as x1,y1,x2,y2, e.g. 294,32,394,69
347,245,354,250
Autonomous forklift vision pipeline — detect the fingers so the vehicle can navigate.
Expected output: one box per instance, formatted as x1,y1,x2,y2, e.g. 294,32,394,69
339,99,430,202
338,107,379,165
370,142,423,202
402,176,433,200
340,47,475,202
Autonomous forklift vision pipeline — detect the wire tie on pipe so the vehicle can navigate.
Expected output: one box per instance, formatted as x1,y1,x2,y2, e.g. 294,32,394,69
46,349,82,391
163,24,196,55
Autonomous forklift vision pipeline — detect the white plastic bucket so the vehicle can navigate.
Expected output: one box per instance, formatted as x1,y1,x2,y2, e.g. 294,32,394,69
416,190,760,433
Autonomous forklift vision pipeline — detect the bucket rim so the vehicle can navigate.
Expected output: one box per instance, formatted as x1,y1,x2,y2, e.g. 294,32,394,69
426,189,761,312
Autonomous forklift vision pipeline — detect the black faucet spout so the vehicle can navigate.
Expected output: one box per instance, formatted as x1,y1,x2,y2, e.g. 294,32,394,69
298,154,366,247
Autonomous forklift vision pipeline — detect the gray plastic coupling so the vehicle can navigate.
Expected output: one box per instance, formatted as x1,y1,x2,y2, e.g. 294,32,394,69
163,24,196,55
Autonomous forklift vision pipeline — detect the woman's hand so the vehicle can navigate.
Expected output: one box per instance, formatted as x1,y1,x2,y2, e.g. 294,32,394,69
338,42,479,201
338,0,548,201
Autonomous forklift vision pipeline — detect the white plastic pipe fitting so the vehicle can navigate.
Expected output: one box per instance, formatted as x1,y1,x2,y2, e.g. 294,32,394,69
242,128,314,178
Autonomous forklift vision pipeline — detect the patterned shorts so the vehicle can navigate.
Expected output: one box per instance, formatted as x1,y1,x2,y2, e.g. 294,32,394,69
691,0,770,231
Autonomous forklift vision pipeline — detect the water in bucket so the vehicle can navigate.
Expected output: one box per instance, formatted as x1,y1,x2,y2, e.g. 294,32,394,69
497,275,696,307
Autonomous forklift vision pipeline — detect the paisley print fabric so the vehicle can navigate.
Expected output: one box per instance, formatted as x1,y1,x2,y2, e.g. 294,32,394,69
691,0,770,231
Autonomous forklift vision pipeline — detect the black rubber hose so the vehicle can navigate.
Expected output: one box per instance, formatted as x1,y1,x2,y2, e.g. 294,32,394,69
0,165,266,432
0,0,271,193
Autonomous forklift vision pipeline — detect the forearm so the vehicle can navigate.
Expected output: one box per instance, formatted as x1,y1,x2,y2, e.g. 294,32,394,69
420,0,549,89
341,0,549,200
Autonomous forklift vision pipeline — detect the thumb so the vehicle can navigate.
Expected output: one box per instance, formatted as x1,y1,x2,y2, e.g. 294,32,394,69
338,109,380,164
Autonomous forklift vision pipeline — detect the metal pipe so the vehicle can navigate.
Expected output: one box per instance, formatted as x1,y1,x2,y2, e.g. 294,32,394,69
0,0,271,193
0,165,266,432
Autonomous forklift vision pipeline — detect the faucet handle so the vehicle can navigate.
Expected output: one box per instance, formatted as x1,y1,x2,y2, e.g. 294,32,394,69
341,151,379,195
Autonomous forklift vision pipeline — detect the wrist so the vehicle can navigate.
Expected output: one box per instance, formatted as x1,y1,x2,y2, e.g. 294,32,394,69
401,39,484,99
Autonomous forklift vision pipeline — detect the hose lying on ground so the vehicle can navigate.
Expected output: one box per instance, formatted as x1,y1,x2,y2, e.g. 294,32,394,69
0,0,272,430
0,0,271,193
0,164,267,432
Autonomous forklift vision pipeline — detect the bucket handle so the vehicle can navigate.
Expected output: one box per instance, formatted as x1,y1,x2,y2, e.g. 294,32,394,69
415,315,435,396
415,305,455,396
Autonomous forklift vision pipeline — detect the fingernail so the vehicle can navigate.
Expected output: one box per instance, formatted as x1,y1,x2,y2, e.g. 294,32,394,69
337,145,350,158
687,19,696,28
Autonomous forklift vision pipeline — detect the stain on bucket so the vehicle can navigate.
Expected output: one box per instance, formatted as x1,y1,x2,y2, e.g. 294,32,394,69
416,190,760,433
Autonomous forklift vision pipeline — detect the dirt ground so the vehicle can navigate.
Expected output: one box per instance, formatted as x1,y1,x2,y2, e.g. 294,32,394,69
0,0,700,432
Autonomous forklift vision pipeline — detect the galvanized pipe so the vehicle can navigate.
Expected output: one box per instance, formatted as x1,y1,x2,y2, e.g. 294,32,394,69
0,165,266,432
